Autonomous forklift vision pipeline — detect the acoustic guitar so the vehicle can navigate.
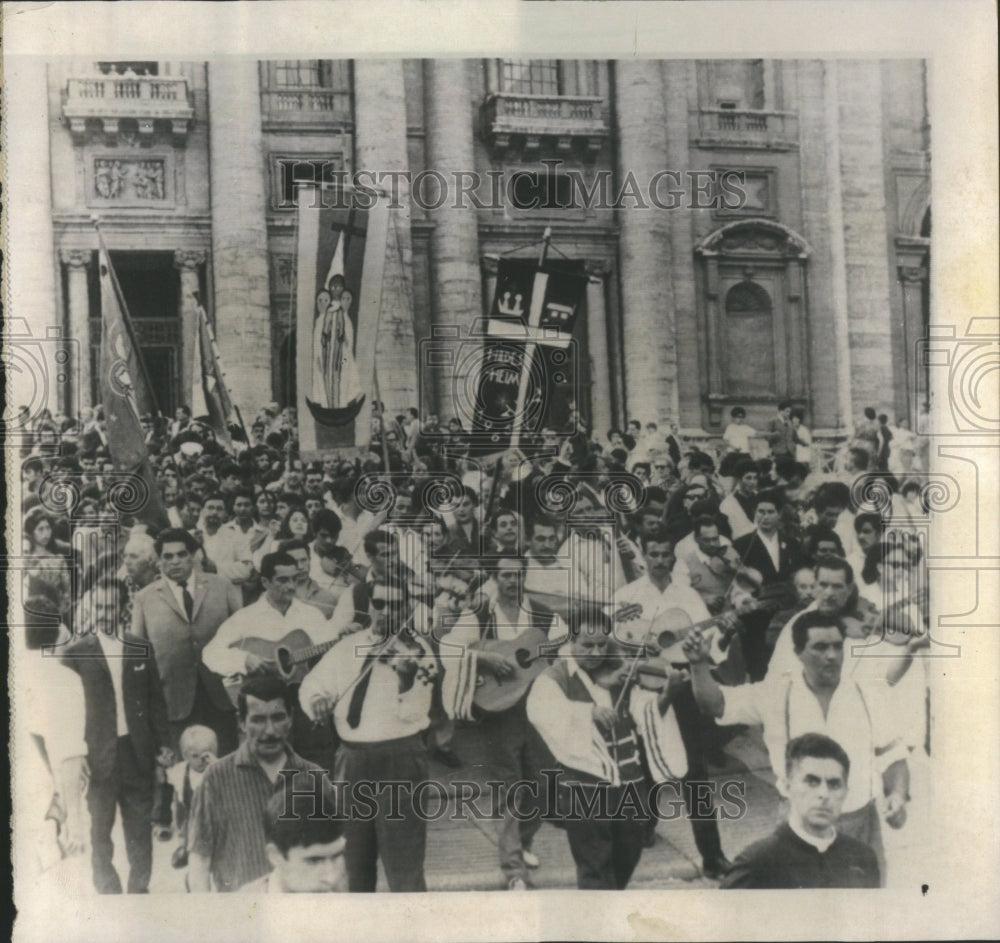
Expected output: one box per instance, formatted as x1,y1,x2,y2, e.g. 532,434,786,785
472,602,643,713
221,629,341,706
629,585,795,689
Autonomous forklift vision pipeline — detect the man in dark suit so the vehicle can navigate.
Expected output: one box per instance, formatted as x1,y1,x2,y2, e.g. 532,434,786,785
732,488,801,680
61,576,173,893
132,528,243,755
444,486,482,557
766,400,797,461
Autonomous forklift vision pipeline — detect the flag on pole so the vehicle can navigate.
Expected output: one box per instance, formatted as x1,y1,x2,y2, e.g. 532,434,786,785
191,302,235,452
473,256,588,449
97,249,169,528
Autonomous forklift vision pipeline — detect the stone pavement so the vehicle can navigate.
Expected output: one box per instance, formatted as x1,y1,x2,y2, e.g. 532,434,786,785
141,722,782,893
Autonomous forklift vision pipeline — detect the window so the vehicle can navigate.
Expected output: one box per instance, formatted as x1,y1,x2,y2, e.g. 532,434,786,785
501,60,561,95
723,281,775,396
271,60,350,89
508,171,576,210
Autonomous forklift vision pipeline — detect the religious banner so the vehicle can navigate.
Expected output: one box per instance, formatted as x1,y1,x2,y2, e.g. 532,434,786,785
472,256,588,449
295,185,389,455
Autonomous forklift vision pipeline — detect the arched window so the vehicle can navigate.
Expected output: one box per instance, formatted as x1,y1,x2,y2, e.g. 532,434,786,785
724,281,775,396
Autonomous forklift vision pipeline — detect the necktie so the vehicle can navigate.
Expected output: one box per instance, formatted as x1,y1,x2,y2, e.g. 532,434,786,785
346,652,379,729
179,580,194,622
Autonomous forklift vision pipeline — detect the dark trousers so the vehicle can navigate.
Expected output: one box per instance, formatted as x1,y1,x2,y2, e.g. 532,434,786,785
480,702,553,882
87,735,153,894
336,734,428,892
168,673,239,758
563,784,646,889
671,681,725,863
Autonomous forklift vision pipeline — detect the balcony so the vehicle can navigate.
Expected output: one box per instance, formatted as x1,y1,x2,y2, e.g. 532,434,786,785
691,108,799,151
481,93,606,157
63,75,194,145
261,87,353,127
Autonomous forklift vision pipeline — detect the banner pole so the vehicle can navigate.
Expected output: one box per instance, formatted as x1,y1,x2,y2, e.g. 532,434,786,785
509,228,552,452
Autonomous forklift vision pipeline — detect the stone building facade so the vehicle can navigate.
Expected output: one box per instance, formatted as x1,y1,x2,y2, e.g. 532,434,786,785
28,58,929,440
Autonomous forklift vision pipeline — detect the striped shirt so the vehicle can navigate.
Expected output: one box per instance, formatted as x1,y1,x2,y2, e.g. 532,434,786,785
187,741,331,892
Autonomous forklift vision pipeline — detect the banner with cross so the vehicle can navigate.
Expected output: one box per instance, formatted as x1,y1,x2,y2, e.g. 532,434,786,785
473,256,588,449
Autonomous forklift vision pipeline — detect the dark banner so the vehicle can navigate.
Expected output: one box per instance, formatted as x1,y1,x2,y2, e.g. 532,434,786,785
473,257,587,449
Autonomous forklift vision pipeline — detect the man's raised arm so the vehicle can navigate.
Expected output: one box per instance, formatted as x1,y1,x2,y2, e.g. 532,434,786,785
682,628,725,719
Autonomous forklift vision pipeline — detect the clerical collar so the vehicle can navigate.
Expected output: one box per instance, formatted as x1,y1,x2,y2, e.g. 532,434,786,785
788,817,837,853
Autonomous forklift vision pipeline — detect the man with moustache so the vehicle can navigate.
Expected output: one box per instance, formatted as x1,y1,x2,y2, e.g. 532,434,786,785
187,676,333,892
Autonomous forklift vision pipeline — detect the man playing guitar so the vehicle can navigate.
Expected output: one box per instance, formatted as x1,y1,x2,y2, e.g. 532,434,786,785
202,551,340,771
444,553,566,890
612,525,733,879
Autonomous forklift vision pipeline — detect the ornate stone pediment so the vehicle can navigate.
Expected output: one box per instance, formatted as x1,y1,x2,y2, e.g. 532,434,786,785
694,218,811,260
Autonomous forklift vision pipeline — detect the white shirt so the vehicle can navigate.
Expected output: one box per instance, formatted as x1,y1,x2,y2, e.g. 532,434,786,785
719,669,905,813
298,625,438,742
97,632,128,737
723,422,756,454
719,492,756,540
757,529,782,571
448,597,568,647
614,575,726,662
202,595,338,678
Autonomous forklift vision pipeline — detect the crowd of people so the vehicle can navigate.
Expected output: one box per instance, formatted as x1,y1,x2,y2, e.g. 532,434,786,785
17,394,932,893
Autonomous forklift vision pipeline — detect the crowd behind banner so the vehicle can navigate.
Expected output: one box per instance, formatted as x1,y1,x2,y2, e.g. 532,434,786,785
16,393,932,893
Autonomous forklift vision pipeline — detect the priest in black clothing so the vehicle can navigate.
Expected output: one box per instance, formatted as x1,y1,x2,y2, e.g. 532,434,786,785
721,733,880,889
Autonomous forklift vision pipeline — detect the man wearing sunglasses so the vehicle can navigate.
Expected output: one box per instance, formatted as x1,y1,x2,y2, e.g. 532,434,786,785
299,576,442,892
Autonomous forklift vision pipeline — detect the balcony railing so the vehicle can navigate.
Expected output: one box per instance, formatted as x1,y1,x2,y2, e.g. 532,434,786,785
692,108,799,150
262,87,352,120
482,92,606,155
64,75,194,143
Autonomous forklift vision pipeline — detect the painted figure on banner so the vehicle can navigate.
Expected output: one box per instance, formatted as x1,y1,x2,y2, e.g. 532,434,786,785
312,235,362,410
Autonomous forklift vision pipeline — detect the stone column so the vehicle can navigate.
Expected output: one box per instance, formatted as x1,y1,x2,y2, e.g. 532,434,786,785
207,61,272,417
174,249,207,408
585,263,613,438
898,261,930,426
354,59,418,413
61,250,93,413
614,61,678,425
7,59,61,416
836,61,897,417
424,59,484,420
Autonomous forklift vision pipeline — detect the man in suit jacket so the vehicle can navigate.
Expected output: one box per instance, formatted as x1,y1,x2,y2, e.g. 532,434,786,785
443,486,482,557
766,401,797,460
733,488,802,680
132,528,243,756
61,577,173,894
